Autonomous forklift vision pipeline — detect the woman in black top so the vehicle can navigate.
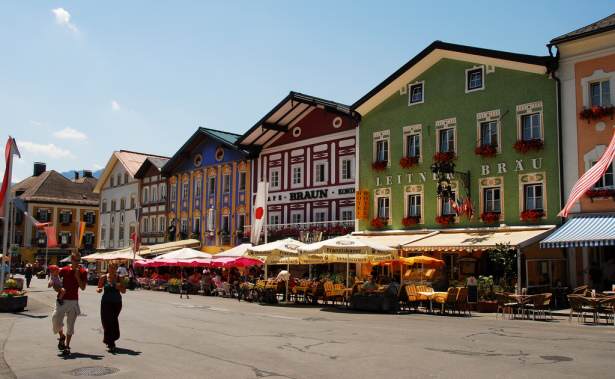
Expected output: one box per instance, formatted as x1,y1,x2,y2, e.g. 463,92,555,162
24,263,33,288
96,263,126,352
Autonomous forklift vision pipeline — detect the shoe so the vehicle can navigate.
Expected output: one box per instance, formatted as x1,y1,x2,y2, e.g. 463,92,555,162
62,347,70,356
58,336,66,350
107,343,116,353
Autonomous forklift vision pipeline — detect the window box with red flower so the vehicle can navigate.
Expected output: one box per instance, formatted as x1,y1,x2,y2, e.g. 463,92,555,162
402,216,421,227
513,139,543,154
579,106,615,122
371,160,388,172
520,209,544,222
480,212,500,224
586,188,615,201
399,156,419,169
433,151,456,163
370,217,388,230
474,144,497,157
435,215,456,226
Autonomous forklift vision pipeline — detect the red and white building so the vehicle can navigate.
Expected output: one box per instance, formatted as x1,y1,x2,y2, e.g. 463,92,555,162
237,92,360,240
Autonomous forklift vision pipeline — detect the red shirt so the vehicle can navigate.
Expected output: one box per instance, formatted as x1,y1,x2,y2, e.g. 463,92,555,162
59,266,87,300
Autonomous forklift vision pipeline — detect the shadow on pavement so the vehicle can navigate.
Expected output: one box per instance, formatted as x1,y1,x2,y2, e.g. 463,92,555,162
111,347,142,356
59,352,104,360
14,312,48,319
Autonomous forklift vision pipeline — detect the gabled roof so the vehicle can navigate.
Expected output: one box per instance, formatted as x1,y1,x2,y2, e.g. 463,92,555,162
94,150,168,193
134,156,170,179
236,91,358,148
551,12,615,45
352,41,551,116
162,127,246,174
14,170,99,206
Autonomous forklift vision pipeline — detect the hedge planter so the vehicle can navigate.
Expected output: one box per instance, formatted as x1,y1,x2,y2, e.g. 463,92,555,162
477,300,497,313
0,295,28,313
167,285,180,294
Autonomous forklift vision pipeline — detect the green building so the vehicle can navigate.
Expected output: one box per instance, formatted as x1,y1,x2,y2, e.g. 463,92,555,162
353,41,565,291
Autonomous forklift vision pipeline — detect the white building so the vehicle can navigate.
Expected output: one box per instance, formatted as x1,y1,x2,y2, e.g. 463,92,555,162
94,150,165,250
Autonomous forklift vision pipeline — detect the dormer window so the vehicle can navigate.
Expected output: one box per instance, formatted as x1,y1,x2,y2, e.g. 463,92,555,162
408,82,424,105
466,67,484,92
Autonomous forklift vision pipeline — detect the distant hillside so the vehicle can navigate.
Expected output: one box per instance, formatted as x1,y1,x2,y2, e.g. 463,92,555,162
61,169,103,179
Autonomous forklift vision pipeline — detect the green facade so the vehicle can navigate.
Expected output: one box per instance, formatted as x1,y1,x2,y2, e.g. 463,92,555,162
358,58,560,230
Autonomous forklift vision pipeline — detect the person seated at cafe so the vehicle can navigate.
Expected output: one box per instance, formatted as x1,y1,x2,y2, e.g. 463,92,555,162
188,271,201,290
361,275,378,293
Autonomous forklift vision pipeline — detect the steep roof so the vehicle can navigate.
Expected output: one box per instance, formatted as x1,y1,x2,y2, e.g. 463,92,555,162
551,12,615,44
94,150,168,193
351,40,551,116
162,127,246,174
134,156,170,179
13,170,99,206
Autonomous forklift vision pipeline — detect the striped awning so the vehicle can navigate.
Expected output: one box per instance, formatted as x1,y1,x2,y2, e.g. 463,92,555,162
540,215,615,248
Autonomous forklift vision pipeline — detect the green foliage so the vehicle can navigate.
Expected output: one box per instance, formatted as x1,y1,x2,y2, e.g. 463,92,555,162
4,279,18,289
487,243,517,290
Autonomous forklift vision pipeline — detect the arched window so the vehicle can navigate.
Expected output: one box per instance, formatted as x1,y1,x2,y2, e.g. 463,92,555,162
152,186,158,203
142,187,149,204
142,218,149,233
159,216,166,232
102,199,108,213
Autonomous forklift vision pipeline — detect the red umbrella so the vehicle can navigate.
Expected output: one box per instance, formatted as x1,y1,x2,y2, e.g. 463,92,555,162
209,256,262,268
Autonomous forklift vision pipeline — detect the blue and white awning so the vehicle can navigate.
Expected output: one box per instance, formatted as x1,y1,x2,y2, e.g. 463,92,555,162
540,215,615,248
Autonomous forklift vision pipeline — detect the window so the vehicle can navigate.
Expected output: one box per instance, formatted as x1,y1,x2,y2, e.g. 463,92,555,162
101,227,106,243
208,177,216,195
406,194,421,218
59,211,72,225
441,191,456,216
110,176,114,187
182,182,189,200
142,218,149,233
84,212,96,226
130,194,136,209
151,186,158,202
292,165,303,187
291,212,303,224
377,197,390,219
467,67,484,91
193,217,201,234
159,216,166,232
595,162,615,189
117,174,122,186
102,200,107,213
239,172,246,191
160,183,167,200
194,180,201,199
180,219,188,234
270,168,280,190
111,200,116,212
376,139,389,162
438,128,455,153
223,174,230,194
151,217,157,233
109,227,114,242
341,208,354,222
269,214,280,225
124,173,129,185
142,187,149,204
221,215,229,233
314,161,327,185
590,80,611,107
37,209,50,222
340,157,354,181
207,208,215,231
524,184,543,211
409,82,424,105
170,183,177,202
406,133,420,158
313,210,327,223
480,121,498,147
120,197,126,210
521,113,541,141
483,187,501,213
237,214,246,234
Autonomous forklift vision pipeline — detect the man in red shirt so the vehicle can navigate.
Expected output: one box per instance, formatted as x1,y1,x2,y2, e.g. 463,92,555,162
51,254,86,355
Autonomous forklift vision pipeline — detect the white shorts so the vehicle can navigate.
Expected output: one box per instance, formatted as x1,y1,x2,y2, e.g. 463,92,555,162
52,300,80,335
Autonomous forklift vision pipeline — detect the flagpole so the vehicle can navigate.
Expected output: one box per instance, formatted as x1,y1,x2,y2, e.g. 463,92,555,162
0,149,13,291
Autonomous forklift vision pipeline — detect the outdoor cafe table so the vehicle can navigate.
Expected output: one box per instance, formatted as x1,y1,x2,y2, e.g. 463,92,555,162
417,291,448,313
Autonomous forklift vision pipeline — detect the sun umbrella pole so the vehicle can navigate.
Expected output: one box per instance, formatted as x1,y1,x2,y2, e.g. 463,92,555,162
346,252,349,288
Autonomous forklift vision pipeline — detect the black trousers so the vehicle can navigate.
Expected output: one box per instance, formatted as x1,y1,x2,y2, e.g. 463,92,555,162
100,301,122,346
25,277,32,288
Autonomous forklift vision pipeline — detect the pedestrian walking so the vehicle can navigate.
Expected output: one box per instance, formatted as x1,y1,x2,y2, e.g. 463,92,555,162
24,263,33,288
96,263,125,353
51,254,86,356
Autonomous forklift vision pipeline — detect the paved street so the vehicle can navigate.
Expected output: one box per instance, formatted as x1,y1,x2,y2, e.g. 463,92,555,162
1,278,615,379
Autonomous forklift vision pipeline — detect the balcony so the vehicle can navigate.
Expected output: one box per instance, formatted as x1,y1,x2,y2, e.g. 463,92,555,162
247,220,355,243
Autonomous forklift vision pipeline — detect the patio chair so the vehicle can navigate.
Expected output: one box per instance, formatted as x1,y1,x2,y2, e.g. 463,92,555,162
599,296,615,326
578,296,600,324
571,285,589,295
567,295,585,324
525,294,547,320
403,284,421,311
434,287,458,315
495,292,518,319
455,287,471,316
323,281,344,305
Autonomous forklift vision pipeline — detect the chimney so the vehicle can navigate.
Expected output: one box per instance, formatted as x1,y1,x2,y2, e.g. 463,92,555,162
33,162,46,177
74,171,80,180
83,170,93,178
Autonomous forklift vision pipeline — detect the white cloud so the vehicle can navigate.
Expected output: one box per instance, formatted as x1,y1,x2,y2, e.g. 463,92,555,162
18,141,74,159
111,100,121,111
53,127,87,141
52,8,79,34
92,163,104,170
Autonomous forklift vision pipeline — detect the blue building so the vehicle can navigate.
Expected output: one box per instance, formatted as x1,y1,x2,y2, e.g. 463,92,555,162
162,127,251,253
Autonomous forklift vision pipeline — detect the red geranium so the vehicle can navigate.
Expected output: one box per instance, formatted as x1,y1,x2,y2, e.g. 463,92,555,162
579,106,615,122
474,144,497,157
402,216,420,227
372,160,387,171
513,139,544,154
586,188,615,200
433,152,456,163
435,215,455,226
370,217,387,229
520,209,544,222
399,156,419,169
480,212,500,224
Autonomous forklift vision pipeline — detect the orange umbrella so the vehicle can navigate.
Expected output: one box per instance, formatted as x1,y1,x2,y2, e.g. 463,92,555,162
400,255,444,268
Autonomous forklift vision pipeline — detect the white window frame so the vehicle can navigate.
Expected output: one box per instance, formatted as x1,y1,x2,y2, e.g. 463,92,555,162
207,176,216,196
437,127,456,153
516,101,544,142
290,211,303,224
182,182,189,201
524,183,544,211
170,183,177,202
521,113,542,141
313,160,328,186
408,81,424,106
221,215,230,233
291,164,303,189
340,207,354,222
376,196,390,220
313,209,328,223
441,190,457,216
238,171,247,192
594,162,615,189
465,66,485,93
405,193,422,219
269,167,281,191
269,212,281,226
207,208,215,231
160,183,167,201
589,79,612,107
159,216,166,232
339,156,355,183
142,187,149,205
372,130,391,165
223,174,231,194
194,179,202,199
483,187,502,213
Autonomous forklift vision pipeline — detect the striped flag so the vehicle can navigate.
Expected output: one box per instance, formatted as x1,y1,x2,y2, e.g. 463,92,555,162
77,221,86,248
12,198,50,229
0,137,20,216
559,131,615,217
44,226,58,248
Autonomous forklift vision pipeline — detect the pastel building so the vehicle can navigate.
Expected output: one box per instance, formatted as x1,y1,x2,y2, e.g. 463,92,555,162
134,156,170,245
236,92,360,241
162,127,251,253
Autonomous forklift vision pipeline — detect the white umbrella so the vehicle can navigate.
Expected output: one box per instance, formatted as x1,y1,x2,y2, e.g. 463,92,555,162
152,247,212,260
215,243,252,258
83,248,146,261
247,238,306,279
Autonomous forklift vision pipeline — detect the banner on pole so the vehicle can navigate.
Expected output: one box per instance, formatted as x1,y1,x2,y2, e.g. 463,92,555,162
250,181,268,245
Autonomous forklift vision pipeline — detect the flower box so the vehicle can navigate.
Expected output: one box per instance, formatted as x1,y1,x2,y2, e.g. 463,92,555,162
371,160,388,171
370,218,387,230
579,106,615,122
433,152,456,163
513,139,544,154
480,212,501,224
402,216,420,227
477,300,498,313
399,156,419,169
520,209,544,222
474,144,497,157
586,188,615,201
0,289,27,313
435,215,455,226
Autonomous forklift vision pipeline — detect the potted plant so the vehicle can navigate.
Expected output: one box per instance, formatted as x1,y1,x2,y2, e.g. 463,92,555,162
435,214,455,226
433,151,456,163
476,275,498,313
520,209,544,222
0,279,27,313
402,216,420,228
579,105,615,122
474,144,497,157
480,211,500,224
371,160,387,172
586,188,615,201
370,217,387,230
399,156,419,169
513,139,544,154
167,278,181,294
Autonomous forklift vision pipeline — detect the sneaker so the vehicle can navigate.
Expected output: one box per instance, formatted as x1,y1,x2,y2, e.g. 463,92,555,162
58,336,66,350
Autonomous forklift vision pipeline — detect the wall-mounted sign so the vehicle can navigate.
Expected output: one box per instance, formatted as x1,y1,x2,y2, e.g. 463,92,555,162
266,186,355,205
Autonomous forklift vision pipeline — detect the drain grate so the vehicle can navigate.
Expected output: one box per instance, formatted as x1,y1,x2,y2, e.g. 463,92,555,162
69,366,119,377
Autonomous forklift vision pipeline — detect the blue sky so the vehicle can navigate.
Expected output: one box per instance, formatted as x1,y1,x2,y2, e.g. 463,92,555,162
1,1,614,181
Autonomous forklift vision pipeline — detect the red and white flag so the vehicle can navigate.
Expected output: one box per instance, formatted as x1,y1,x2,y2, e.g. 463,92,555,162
250,181,268,245
130,231,140,253
0,137,20,217
44,226,58,248
559,131,615,217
